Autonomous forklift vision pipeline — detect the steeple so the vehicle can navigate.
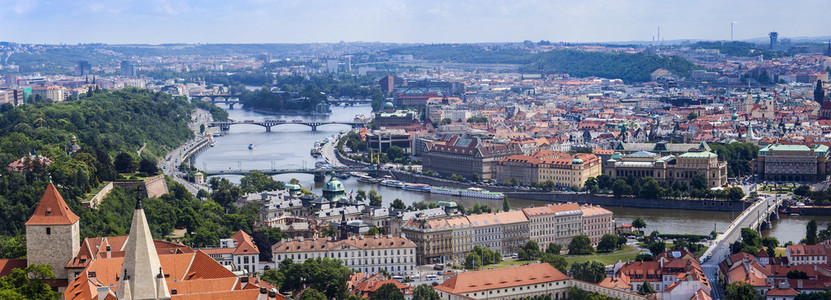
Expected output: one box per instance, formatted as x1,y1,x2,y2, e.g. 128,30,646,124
116,190,170,300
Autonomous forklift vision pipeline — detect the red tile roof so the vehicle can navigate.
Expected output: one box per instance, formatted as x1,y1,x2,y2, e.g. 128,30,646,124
434,263,569,294
26,183,79,226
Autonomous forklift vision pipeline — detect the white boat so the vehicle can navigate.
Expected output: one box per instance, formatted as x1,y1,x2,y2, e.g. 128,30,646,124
380,180,405,188
430,186,503,199
403,183,431,192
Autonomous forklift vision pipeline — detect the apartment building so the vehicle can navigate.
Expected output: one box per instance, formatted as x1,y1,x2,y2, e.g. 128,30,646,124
272,234,417,276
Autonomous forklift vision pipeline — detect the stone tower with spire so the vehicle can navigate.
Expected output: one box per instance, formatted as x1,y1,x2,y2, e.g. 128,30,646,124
25,181,80,280
116,194,171,300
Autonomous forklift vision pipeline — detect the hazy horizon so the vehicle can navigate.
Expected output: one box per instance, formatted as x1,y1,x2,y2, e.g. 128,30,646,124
0,0,829,45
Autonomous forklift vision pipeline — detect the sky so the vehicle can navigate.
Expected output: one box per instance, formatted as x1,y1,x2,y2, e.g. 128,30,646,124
0,0,829,44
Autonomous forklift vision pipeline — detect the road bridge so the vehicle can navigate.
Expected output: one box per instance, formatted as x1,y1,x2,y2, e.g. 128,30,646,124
193,94,242,108
699,194,786,299
208,120,366,132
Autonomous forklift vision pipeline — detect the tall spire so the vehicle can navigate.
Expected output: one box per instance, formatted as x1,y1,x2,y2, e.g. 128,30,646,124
116,190,170,300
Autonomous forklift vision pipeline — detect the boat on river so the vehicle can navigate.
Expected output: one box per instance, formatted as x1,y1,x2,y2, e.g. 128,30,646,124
380,180,405,188
403,183,431,192
248,143,254,150
430,186,503,199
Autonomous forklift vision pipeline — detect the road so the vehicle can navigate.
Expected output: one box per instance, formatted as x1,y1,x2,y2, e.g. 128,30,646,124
701,194,785,300
158,108,214,195
320,133,347,167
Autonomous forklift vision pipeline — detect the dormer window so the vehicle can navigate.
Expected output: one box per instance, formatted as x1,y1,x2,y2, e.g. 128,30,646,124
46,208,52,215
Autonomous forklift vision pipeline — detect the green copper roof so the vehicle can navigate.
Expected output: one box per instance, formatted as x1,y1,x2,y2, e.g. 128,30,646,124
770,145,811,152
678,151,718,158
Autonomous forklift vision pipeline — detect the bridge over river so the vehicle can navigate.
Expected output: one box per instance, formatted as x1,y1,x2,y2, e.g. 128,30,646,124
208,120,367,132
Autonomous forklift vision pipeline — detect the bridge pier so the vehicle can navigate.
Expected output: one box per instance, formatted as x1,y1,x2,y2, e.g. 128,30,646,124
228,103,235,109
311,125,318,132
313,171,325,183
265,125,272,133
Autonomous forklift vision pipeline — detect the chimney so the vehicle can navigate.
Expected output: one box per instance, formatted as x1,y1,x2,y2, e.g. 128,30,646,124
268,290,277,300
106,245,111,259
299,236,303,242
171,289,177,295
258,287,268,300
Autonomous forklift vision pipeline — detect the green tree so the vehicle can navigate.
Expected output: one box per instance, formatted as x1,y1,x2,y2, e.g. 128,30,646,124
639,178,662,199
385,146,407,162
369,190,383,207
441,118,452,125
412,284,440,300
597,234,620,253
568,235,593,255
298,288,327,300
114,151,136,173
0,235,26,259
390,198,406,210
371,283,405,300
546,243,562,254
687,112,698,120
691,173,708,190
464,252,482,270
807,218,818,245
540,253,568,273
0,264,62,300
356,189,367,202
637,282,656,295
502,196,510,212
137,158,158,174
240,170,283,193
648,241,666,256
612,179,631,197
632,217,647,232
518,240,542,260
725,282,762,300
569,261,606,283
277,257,352,299
634,253,654,261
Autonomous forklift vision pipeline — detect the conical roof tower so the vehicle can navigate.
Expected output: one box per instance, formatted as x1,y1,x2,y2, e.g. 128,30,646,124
116,193,170,300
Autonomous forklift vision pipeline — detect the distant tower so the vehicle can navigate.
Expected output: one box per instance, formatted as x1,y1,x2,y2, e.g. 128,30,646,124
25,182,80,280
769,32,778,50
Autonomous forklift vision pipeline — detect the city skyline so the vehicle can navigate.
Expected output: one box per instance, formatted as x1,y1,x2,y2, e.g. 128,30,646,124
0,0,829,44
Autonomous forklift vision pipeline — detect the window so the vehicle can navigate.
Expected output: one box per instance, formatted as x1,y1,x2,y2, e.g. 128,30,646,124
46,227,51,235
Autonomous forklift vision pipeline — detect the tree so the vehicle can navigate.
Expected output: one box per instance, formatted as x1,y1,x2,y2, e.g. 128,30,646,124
632,217,647,232
371,283,405,300
240,170,283,193
807,218,818,245
298,288,327,300
390,199,406,210
725,282,762,300
691,173,708,190
540,253,568,273
356,189,367,202
634,253,654,261
0,235,26,259
518,241,542,260
648,241,666,256
597,234,620,253
469,173,480,183
0,264,62,299
412,284,440,300
385,146,407,162
369,190,383,207
640,178,662,199
568,235,593,255
464,252,482,270
546,243,562,254
441,118,452,125
612,179,631,197
502,196,510,212
114,152,136,173
687,112,698,120
795,185,811,197
137,158,158,174
569,261,606,283
637,282,656,295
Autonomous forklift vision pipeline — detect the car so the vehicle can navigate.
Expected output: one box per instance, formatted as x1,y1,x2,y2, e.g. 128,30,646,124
433,264,444,270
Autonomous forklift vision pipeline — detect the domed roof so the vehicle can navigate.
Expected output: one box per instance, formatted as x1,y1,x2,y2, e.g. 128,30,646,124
323,175,345,192
611,152,622,160
383,101,395,109
731,111,738,120
572,157,584,164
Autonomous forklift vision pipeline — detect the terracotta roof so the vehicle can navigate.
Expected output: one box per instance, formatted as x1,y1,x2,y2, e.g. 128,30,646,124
231,230,260,255
434,263,568,294
766,287,799,296
26,183,80,226
494,210,528,224
0,258,27,277
65,251,259,300
66,236,193,269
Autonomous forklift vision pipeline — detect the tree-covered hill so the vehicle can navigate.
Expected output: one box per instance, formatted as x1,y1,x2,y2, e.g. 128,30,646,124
384,44,701,82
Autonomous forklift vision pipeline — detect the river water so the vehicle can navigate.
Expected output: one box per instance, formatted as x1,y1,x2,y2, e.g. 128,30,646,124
197,104,810,244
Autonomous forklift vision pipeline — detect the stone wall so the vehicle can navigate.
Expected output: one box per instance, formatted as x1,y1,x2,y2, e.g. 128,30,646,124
113,174,169,198
83,182,114,209
26,222,79,279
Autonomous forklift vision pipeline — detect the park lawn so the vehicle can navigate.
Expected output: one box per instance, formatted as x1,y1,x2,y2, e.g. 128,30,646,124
563,245,640,266
478,260,532,270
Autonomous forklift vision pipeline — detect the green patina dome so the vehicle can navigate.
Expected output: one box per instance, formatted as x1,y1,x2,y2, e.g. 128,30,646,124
323,174,345,192
572,157,584,164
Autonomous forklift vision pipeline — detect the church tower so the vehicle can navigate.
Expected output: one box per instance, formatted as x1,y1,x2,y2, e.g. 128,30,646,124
25,182,80,280
116,196,171,300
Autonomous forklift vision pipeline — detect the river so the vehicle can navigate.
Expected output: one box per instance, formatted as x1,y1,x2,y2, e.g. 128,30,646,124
197,104,809,244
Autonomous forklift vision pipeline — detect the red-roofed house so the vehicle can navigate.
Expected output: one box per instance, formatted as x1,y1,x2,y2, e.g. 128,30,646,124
201,230,261,274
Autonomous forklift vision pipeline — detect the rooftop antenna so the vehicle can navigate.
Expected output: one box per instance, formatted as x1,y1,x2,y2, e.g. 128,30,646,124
731,21,738,41
657,26,661,47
